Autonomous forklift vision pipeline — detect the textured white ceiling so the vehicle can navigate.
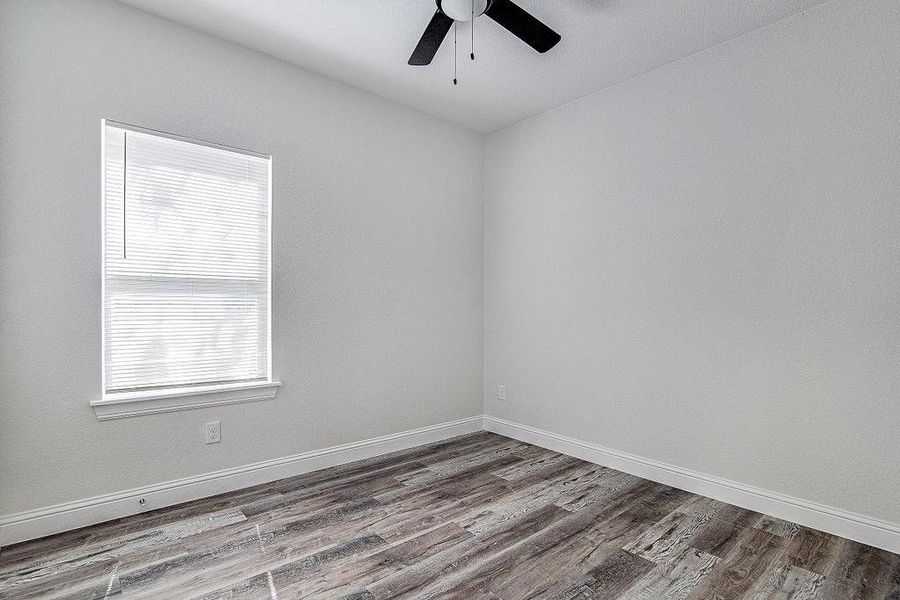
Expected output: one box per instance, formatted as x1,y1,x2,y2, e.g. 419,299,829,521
117,0,830,132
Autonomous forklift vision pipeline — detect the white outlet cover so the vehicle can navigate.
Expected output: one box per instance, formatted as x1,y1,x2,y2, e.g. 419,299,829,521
205,421,221,444
498,385,506,400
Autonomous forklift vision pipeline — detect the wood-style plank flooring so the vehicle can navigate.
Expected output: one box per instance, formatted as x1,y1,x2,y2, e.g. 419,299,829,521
1,432,897,599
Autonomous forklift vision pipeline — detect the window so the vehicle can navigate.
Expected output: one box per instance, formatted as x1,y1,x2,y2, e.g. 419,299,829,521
93,121,279,419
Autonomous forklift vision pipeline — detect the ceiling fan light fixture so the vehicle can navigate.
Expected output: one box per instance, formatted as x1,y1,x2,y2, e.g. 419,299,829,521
408,0,560,67
437,0,488,22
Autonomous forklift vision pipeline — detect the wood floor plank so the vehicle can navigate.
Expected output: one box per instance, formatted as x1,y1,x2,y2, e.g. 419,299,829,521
619,546,720,600
0,509,254,599
886,554,900,600
394,439,528,486
544,549,656,600
820,539,895,599
116,495,388,598
0,557,120,600
376,522,472,566
240,460,417,519
432,483,691,599
363,472,513,543
502,456,600,495
751,562,824,600
0,508,246,584
0,488,266,572
689,511,761,559
194,534,389,599
364,503,570,599
688,527,786,599
1,432,897,600
460,461,609,537
0,433,496,573
491,449,571,482
681,496,763,528
623,510,709,565
757,516,802,540
555,470,644,513
266,432,501,498
783,526,843,576
818,577,890,600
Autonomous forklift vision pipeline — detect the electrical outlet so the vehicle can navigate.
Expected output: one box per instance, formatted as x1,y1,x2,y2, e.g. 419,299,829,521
497,384,506,400
205,421,221,444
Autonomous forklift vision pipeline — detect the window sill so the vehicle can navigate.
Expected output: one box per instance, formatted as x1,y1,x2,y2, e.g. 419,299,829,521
91,381,281,420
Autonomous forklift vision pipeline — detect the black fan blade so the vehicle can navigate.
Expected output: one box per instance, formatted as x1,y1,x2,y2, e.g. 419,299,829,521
485,0,560,53
409,10,454,65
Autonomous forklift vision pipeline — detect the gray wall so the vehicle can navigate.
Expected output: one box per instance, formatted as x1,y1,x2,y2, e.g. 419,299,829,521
3,0,898,530
484,0,900,524
0,0,484,515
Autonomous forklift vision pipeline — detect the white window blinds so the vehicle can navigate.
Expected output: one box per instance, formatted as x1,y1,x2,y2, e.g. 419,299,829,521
103,122,271,394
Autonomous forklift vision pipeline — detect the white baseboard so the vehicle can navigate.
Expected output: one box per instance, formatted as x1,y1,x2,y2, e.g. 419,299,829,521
0,415,483,547
483,415,900,555
5,414,898,555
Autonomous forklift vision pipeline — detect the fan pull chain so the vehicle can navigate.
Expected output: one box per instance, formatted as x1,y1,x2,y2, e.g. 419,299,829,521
453,21,458,85
471,3,475,60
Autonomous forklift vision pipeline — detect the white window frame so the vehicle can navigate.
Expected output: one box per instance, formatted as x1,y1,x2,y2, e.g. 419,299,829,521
92,120,279,420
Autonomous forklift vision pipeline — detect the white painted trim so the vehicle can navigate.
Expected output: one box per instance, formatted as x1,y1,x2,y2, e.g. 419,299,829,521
0,415,483,547
103,120,272,160
91,381,282,420
483,415,900,554
5,414,898,554
99,119,275,419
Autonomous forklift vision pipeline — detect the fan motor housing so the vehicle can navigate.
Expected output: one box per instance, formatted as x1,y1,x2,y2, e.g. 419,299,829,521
437,0,489,22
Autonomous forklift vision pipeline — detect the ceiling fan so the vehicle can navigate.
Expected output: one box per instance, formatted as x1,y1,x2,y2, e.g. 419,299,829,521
408,0,561,66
